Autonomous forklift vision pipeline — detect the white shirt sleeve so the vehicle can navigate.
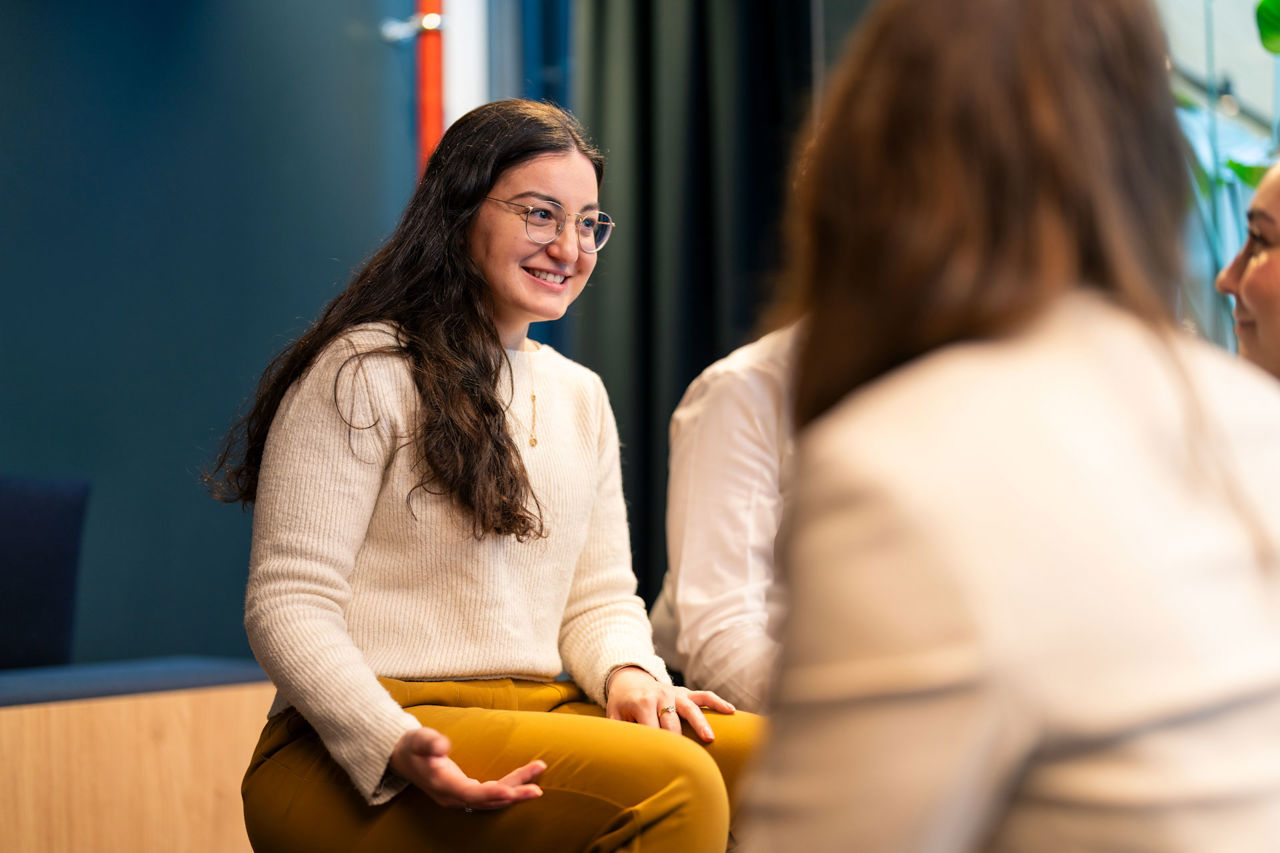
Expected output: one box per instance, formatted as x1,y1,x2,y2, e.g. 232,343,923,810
656,346,791,711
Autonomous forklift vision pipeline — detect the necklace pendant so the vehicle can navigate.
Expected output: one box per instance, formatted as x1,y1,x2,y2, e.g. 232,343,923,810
529,436,538,447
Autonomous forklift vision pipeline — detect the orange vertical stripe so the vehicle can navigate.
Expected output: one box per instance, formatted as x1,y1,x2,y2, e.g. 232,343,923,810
417,0,444,175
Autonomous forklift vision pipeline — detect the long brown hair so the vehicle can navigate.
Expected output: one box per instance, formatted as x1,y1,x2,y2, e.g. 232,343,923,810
206,100,604,539
781,0,1188,426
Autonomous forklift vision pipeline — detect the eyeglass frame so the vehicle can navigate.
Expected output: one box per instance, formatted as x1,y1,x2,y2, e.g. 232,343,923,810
483,196,616,253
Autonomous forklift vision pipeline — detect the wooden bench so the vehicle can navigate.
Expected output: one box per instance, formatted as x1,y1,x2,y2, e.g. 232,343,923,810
0,657,273,853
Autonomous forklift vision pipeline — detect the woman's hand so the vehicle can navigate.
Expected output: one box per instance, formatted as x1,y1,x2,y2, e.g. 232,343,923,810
604,666,736,743
389,727,546,811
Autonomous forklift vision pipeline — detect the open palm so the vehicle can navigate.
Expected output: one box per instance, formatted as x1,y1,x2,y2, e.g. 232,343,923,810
390,726,546,811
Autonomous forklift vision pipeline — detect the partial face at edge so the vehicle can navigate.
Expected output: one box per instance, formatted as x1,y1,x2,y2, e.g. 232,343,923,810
468,152,600,349
1216,165,1280,379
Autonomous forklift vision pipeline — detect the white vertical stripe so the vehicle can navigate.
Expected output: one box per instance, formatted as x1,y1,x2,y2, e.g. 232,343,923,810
443,0,490,128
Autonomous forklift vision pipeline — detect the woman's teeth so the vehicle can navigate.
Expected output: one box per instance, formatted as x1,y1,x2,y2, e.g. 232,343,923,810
527,269,565,284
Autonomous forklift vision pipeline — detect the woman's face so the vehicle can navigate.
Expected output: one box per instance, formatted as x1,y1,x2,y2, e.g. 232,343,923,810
1216,166,1280,378
468,151,600,349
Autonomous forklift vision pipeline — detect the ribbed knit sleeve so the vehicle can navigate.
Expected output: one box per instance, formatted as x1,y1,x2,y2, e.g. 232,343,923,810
245,325,421,805
558,374,672,705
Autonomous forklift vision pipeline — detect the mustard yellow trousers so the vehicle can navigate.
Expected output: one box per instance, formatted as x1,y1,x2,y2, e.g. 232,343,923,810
242,678,764,852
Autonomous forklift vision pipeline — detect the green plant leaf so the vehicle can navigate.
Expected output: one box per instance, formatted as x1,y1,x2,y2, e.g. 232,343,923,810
1186,145,1213,197
1258,0,1280,53
1226,159,1271,187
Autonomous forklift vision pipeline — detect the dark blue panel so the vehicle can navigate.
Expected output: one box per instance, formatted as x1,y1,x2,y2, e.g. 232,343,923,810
0,475,90,668
0,0,418,662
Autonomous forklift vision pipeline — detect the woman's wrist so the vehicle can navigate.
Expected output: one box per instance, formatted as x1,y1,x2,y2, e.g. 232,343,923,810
604,664,656,699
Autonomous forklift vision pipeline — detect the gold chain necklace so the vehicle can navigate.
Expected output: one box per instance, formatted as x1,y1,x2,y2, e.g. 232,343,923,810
507,342,539,447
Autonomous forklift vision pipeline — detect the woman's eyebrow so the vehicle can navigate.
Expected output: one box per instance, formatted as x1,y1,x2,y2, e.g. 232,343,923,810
509,190,601,212
1247,208,1277,227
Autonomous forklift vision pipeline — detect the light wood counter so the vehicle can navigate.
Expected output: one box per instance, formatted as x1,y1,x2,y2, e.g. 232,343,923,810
0,680,274,852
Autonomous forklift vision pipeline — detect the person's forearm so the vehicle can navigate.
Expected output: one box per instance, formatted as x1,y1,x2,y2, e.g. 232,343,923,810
683,625,777,712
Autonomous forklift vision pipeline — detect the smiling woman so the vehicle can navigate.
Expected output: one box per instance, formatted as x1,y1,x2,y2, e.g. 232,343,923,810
202,100,760,853
1216,162,1280,379
468,153,602,349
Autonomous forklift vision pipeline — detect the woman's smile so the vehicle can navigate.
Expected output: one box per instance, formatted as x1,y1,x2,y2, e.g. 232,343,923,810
524,266,568,288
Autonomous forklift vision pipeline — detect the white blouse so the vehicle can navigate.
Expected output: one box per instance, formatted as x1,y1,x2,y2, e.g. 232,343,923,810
650,323,799,711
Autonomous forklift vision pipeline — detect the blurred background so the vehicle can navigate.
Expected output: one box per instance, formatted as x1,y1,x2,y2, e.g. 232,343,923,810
0,0,1269,667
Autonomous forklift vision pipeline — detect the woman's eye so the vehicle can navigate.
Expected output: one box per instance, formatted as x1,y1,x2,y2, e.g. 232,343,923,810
1248,230,1269,250
529,206,557,223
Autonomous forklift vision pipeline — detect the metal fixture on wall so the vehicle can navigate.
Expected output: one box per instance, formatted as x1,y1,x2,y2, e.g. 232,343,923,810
380,12,443,44
380,3,446,171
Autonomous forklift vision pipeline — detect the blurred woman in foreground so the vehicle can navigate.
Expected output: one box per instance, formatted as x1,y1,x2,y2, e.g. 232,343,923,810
742,0,1280,849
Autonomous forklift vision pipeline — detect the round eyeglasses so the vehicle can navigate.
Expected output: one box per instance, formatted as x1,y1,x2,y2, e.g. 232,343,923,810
484,197,615,253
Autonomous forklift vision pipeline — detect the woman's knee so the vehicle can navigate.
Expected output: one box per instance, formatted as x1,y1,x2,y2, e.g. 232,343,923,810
697,710,767,799
620,726,733,806
592,732,731,850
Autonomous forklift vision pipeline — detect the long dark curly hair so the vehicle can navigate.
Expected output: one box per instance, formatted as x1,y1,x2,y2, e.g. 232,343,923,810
205,99,604,540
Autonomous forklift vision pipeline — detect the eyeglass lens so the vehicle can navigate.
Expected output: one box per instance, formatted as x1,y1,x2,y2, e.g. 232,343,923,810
524,201,613,252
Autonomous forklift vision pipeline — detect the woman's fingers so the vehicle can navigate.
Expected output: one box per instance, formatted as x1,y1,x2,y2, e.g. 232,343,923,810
686,689,736,715
657,699,683,734
675,695,716,742
464,774,545,810
498,759,547,787
444,766,546,811
674,688,734,742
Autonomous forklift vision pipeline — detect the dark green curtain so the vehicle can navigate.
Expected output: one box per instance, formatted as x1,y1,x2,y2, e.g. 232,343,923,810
569,1,814,603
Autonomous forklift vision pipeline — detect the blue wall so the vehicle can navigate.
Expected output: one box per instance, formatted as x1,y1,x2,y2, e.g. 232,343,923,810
0,1,419,661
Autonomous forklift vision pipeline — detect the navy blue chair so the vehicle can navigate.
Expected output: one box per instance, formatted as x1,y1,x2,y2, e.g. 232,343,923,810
0,475,90,669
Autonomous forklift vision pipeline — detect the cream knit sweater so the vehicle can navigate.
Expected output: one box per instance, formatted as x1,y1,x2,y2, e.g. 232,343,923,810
245,323,668,804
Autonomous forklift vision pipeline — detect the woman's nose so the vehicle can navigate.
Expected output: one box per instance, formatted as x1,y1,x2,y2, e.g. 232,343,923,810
545,224,580,263
1216,250,1244,296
